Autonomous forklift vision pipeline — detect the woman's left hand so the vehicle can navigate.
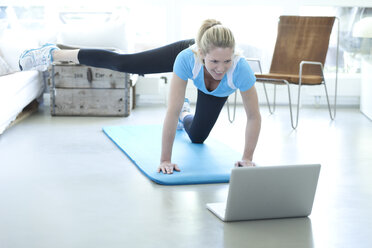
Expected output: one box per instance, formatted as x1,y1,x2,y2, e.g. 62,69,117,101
234,160,256,167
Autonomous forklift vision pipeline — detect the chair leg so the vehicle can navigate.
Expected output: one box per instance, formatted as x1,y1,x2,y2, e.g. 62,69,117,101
323,80,336,120
262,83,277,114
273,84,277,112
226,91,237,123
285,82,301,129
287,79,336,129
298,61,337,123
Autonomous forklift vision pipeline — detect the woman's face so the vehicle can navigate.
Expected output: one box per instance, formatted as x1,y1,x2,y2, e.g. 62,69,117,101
202,47,234,81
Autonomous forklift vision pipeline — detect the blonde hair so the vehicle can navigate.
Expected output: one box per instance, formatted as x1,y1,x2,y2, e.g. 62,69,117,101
196,19,235,57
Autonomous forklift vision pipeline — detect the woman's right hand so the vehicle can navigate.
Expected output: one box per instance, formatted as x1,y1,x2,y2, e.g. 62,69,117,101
157,161,181,174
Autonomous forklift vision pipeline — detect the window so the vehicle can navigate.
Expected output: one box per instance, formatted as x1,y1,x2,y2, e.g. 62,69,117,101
301,6,372,73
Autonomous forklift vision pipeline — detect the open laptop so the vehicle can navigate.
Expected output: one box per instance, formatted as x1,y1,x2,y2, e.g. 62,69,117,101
206,164,321,222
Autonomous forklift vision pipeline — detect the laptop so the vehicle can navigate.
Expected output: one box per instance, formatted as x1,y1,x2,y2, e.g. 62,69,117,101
206,164,321,222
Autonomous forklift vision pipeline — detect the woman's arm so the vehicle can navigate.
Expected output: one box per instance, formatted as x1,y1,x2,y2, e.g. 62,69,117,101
158,73,188,174
235,85,261,167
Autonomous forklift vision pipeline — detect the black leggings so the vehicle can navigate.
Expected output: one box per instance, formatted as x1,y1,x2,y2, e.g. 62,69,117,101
78,39,227,143
78,39,196,74
183,90,227,143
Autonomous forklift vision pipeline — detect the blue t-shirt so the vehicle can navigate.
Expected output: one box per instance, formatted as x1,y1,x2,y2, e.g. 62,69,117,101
173,46,256,97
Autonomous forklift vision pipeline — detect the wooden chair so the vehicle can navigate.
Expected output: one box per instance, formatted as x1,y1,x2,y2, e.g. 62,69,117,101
252,15,339,129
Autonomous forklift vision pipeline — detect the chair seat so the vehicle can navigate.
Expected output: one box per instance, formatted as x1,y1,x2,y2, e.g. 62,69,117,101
255,73,324,85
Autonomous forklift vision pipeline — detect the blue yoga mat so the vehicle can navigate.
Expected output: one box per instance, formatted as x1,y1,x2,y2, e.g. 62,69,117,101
102,125,241,185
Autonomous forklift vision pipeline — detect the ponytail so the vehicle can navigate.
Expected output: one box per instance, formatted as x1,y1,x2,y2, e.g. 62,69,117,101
196,19,235,58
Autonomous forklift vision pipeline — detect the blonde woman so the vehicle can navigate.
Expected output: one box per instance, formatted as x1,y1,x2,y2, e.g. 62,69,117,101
19,19,261,174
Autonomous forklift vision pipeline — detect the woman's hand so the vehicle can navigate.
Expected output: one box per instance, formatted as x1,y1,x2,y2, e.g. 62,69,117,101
234,160,256,167
159,73,187,175
157,161,181,174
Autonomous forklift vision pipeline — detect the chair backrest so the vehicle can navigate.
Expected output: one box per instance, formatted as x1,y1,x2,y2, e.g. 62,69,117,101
269,16,335,76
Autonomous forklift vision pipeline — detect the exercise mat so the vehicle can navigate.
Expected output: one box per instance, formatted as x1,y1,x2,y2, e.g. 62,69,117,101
103,125,240,185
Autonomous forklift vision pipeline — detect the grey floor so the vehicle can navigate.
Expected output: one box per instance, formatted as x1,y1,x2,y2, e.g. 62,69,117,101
0,101,371,248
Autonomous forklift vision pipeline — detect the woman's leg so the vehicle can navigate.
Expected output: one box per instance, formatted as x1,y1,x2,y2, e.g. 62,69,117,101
20,39,194,73
183,90,228,144
77,39,195,74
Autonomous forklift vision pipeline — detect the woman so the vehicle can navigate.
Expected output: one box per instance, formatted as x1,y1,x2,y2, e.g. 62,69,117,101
19,19,261,174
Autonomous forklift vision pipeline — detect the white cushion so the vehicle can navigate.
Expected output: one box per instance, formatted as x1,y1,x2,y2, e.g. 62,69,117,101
0,29,38,71
0,20,8,35
0,71,42,134
0,56,12,76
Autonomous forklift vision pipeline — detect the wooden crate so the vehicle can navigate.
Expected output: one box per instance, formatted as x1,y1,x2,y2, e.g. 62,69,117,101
49,64,132,116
